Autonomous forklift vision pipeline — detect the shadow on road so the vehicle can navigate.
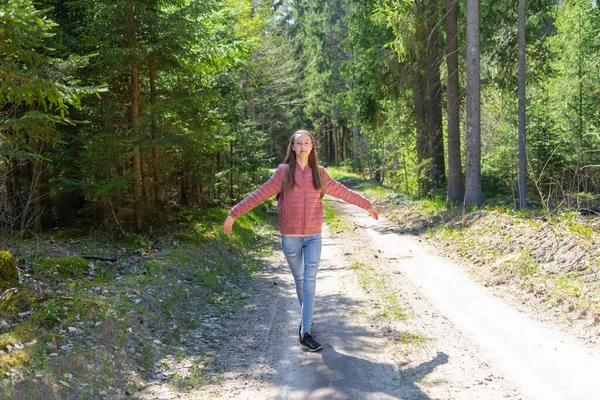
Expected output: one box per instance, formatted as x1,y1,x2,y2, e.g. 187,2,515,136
310,345,449,399
195,245,450,400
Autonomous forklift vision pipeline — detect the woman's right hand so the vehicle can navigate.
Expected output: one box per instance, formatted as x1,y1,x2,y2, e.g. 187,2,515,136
223,216,235,235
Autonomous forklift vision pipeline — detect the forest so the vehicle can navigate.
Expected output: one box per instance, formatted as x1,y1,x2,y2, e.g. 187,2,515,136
1,0,600,234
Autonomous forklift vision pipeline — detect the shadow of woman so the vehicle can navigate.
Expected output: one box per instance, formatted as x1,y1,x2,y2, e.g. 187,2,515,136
300,344,449,399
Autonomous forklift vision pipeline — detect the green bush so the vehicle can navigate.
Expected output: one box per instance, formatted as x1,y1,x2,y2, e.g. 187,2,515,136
0,251,18,289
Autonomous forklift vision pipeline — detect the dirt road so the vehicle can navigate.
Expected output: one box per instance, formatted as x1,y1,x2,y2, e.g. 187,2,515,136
139,198,600,399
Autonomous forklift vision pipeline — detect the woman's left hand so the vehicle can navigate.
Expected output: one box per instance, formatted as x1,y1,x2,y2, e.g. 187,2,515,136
367,206,379,220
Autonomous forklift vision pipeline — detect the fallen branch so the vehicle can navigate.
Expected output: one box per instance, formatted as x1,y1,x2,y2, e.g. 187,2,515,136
78,255,118,262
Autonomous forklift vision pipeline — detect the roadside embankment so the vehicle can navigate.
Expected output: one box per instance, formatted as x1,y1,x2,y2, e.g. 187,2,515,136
327,166,600,345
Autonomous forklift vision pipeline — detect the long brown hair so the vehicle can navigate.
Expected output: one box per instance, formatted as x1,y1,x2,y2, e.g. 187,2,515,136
282,129,322,191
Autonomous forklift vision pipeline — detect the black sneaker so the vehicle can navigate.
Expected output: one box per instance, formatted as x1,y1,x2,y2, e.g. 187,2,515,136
300,332,322,352
298,321,315,339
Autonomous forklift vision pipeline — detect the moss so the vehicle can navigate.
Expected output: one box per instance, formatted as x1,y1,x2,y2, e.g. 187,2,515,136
0,288,38,314
0,348,31,375
39,256,89,278
0,251,18,290
0,333,32,375
54,228,85,239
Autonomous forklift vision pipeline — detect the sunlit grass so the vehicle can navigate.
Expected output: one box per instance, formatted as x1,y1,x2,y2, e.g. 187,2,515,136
322,200,353,232
352,260,407,321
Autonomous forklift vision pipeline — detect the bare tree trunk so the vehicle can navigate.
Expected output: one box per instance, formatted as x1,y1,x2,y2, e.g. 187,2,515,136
346,127,352,160
28,102,44,231
199,164,205,207
212,152,218,202
465,0,482,207
129,1,143,230
426,2,446,195
33,142,43,231
340,126,345,161
446,0,463,204
229,142,234,201
576,9,583,191
353,126,360,161
517,0,527,209
344,126,350,161
180,168,188,207
141,154,150,215
413,5,429,198
333,125,340,165
149,65,163,208
330,125,335,164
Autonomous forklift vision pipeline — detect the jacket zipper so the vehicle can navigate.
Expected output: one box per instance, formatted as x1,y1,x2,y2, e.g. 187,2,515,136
301,166,305,235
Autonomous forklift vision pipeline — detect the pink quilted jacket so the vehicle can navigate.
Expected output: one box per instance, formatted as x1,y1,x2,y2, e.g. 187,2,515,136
229,163,372,235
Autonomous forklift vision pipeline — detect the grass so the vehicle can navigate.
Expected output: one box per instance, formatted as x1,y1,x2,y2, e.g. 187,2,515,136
0,201,279,398
322,200,353,232
505,249,539,277
326,165,454,219
351,260,407,321
561,211,596,240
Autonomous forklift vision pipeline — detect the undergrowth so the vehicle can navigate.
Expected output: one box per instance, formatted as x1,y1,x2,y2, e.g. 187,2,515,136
0,201,278,398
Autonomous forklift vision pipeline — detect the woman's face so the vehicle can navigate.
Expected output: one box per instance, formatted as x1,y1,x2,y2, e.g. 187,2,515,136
292,133,313,158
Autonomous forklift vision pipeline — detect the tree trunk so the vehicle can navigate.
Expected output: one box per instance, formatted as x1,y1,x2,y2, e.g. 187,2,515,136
446,0,463,204
517,0,527,209
344,126,350,161
141,154,150,215
340,126,345,161
32,140,43,231
353,126,360,161
333,125,340,165
413,6,429,198
465,0,482,207
426,2,446,195
129,1,143,230
576,9,583,191
180,168,188,207
330,125,334,164
199,164,205,207
229,141,234,201
149,65,164,208
212,152,218,201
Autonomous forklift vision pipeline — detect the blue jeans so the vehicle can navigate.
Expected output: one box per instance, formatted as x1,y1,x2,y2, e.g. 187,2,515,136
281,234,322,334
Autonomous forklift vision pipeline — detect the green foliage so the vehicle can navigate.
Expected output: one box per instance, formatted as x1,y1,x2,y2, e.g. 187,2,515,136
0,0,99,234
0,251,18,289
3,0,600,234
505,249,539,277
543,0,600,192
0,0,96,145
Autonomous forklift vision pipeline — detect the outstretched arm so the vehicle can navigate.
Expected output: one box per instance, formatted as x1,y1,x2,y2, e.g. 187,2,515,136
223,165,286,234
323,168,379,220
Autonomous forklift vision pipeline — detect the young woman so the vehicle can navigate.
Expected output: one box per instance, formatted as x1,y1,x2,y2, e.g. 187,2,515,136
223,129,379,352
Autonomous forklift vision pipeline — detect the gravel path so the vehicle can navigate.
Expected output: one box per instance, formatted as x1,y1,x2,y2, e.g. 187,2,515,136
138,198,600,399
